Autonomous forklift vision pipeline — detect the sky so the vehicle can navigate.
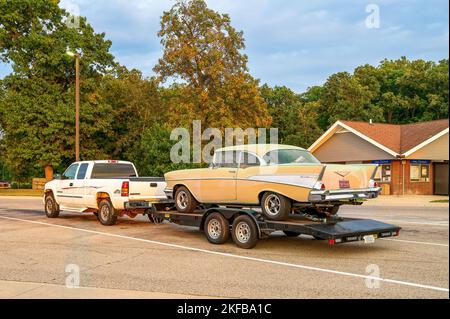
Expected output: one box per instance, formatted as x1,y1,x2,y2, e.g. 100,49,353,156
0,0,448,93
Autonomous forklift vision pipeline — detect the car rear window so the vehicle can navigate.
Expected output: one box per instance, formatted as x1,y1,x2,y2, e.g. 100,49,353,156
91,163,137,179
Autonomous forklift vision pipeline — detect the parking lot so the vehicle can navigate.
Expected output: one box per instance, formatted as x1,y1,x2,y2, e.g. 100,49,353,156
0,196,448,299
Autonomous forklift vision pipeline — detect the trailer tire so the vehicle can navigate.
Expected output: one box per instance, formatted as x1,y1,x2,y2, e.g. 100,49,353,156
261,192,291,221
97,199,118,226
283,231,300,237
44,194,60,218
231,215,258,249
204,212,230,244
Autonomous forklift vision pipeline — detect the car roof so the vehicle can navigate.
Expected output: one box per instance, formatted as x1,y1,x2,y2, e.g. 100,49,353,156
216,144,306,157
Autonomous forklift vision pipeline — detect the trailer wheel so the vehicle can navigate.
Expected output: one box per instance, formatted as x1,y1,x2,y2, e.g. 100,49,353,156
204,212,230,244
97,199,118,226
261,192,291,221
174,186,198,213
283,231,300,237
44,194,60,218
231,215,258,249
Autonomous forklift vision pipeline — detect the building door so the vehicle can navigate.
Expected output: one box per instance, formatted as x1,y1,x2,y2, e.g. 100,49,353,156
433,162,449,195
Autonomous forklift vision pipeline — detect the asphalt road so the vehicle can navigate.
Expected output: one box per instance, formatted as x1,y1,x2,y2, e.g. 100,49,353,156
0,196,448,299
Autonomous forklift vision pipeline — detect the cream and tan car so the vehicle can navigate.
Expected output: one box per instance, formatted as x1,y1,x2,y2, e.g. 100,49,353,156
164,144,381,220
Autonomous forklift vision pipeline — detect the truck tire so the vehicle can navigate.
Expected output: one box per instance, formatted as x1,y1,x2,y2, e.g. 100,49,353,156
174,186,198,213
97,199,118,226
261,192,291,221
231,215,258,249
44,194,60,218
204,212,230,244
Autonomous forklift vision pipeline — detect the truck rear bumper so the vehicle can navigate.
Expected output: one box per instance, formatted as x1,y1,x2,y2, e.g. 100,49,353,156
308,187,382,202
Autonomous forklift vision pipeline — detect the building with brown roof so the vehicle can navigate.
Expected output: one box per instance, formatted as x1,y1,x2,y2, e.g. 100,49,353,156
308,119,449,195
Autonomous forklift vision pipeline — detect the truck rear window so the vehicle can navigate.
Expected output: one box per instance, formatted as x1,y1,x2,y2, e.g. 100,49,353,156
91,163,137,179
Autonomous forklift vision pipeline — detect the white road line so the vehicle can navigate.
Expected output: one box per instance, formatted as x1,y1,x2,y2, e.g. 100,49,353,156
0,215,448,294
379,238,449,247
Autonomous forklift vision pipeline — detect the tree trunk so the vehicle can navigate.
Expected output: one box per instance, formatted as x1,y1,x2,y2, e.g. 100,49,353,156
44,165,54,180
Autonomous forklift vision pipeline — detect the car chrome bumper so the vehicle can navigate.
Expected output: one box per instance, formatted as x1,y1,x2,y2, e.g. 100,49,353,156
308,187,382,202
164,187,174,200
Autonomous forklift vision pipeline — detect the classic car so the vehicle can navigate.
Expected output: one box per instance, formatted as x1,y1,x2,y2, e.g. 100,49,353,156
164,144,381,220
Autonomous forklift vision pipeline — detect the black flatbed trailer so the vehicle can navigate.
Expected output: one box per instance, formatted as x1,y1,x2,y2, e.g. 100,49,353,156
150,207,401,249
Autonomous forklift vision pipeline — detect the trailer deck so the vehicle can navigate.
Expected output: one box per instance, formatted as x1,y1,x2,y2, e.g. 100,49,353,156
150,207,401,249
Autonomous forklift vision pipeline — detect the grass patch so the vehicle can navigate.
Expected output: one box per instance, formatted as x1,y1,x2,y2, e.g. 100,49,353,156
430,199,449,203
0,189,44,196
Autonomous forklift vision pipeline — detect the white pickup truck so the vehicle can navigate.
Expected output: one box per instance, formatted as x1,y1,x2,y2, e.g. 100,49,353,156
43,160,167,225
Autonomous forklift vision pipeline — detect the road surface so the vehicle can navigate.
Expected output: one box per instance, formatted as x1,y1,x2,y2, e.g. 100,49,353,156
0,196,448,298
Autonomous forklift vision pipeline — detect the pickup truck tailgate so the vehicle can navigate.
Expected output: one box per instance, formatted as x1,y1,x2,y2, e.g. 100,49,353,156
128,177,167,202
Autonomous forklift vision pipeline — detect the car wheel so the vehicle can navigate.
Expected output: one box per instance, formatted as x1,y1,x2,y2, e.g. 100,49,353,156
44,194,60,218
283,231,300,237
261,192,291,221
204,212,230,244
174,186,198,213
231,215,258,249
97,199,118,226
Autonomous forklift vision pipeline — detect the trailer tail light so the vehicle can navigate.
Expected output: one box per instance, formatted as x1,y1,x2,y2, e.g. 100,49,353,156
394,230,400,236
328,239,335,246
121,181,129,197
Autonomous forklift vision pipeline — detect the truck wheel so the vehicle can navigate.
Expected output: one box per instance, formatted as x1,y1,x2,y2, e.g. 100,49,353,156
174,186,198,213
204,212,230,244
97,199,118,226
44,194,60,218
231,215,258,249
261,192,291,221
283,231,300,237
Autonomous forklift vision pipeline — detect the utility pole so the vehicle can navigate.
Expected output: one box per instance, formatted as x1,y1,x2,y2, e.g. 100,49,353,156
67,50,81,161
75,54,80,162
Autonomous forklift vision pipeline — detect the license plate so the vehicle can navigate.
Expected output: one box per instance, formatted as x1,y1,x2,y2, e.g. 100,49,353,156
339,180,350,188
363,235,375,244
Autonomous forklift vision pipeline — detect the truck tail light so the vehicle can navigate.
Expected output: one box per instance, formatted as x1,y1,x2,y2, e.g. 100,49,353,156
121,181,129,197
321,183,326,190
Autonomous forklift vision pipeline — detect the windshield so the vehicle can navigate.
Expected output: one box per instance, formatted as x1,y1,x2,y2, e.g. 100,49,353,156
263,149,320,164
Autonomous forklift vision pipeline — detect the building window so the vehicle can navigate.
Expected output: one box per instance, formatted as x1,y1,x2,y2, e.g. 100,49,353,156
374,165,391,183
410,164,430,182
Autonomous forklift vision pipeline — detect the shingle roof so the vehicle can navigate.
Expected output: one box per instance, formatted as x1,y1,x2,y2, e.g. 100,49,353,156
340,119,449,154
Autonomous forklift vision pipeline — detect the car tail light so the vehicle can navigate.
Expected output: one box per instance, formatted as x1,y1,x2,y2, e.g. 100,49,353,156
121,181,129,197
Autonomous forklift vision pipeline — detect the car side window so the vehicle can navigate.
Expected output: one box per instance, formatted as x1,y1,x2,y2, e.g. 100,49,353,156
214,151,239,168
76,163,89,179
63,164,79,180
239,152,260,168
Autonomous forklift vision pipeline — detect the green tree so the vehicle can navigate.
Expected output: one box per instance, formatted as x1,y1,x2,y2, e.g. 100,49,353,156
0,0,115,178
154,0,270,130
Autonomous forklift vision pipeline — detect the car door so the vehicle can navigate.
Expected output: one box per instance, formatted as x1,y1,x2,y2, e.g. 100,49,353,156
71,163,89,208
236,151,262,204
198,150,238,202
56,163,79,207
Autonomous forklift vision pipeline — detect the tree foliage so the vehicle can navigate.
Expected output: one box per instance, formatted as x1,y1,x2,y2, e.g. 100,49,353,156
154,0,270,130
